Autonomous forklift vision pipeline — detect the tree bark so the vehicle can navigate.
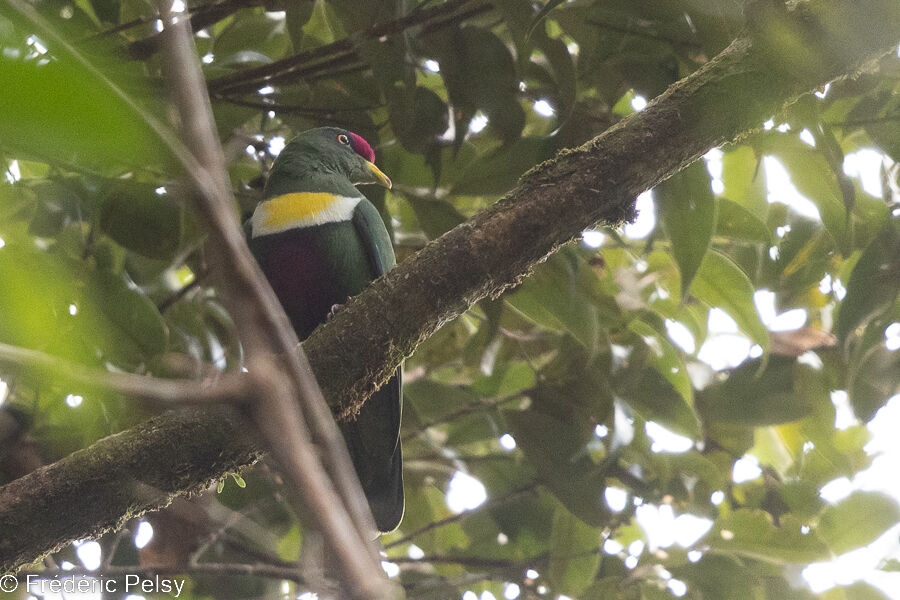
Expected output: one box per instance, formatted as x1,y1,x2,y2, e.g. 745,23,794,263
1,0,898,574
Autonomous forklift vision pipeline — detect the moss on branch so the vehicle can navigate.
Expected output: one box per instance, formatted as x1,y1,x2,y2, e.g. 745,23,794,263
1,0,898,574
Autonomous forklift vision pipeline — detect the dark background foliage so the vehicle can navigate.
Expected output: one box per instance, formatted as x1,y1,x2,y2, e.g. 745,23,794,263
1,0,899,598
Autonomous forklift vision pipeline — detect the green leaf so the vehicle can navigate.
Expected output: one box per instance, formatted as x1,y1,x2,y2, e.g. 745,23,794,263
690,249,770,351
430,26,524,144
770,141,848,252
835,219,900,345
470,361,536,398
716,197,771,243
0,245,160,367
452,137,555,197
505,252,606,351
657,162,717,297
0,2,174,170
526,0,567,39
697,356,820,425
99,182,187,260
404,380,480,425
721,145,767,218
614,355,701,439
390,87,449,154
91,271,168,356
547,504,601,597
284,0,315,52
214,10,288,63
818,492,900,555
864,94,900,163
671,554,765,600
848,339,900,422
404,196,465,240
504,407,608,526
836,582,893,600
627,318,693,406
709,510,829,564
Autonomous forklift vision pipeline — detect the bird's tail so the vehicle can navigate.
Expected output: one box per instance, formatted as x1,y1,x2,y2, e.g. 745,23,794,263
338,372,404,533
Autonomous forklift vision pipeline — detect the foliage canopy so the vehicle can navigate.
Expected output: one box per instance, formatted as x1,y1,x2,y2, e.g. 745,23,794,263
1,0,899,598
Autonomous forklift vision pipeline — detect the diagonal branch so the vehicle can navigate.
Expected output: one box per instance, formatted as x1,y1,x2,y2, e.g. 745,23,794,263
307,0,900,419
0,342,248,406
206,0,482,96
152,3,390,598
1,0,898,579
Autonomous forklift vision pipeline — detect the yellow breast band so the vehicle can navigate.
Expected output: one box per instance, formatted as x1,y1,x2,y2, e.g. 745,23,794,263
251,192,362,238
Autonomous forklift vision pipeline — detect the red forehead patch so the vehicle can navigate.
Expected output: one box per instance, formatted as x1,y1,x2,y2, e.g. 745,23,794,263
348,132,375,163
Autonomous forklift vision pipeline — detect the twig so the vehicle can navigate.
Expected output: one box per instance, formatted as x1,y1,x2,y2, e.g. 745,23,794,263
207,0,478,95
127,0,264,60
152,4,389,598
90,0,252,39
585,18,701,48
213,95,383,116
0,341,249,406
389,555,527,569
384,482,538,550
402,393,527,443
827,114,900,127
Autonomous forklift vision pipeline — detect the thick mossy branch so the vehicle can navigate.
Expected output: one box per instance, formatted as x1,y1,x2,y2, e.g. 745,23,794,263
1,0,897,574
0,407,259,572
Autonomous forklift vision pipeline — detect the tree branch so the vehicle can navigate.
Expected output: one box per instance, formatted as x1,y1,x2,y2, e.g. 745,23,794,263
152,4,389,597
206,0,483,96
0,342,249,407
1,0,897,578
308,0,900,419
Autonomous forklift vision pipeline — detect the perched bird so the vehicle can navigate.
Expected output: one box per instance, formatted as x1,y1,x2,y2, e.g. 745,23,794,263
248,127,403,532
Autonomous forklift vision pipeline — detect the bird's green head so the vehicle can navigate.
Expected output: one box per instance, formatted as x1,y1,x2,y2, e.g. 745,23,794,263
264,127,391,198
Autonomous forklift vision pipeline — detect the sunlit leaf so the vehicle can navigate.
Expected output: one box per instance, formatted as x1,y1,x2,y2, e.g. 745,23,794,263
547,504,601,597
0,2,175,170
818,492,900,555
691,249,770,350
614,354,701,439
716,197,771,243
769,141,848,252
835,219,900,345
657,161,717,297
698,356,821,425
708,510,829,564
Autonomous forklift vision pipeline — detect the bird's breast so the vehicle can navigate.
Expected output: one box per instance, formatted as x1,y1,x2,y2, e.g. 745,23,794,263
249,222,372,339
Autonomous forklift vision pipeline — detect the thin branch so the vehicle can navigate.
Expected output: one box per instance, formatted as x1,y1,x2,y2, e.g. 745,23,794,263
207,0,479,95
384,483,538,550
152,4,389,598
0,341,249,407
827,114,900,127
90,0,254,39
390,555,528,569
402,393,528,443
127,0,264,60
213,96,383,114
586,18,702,48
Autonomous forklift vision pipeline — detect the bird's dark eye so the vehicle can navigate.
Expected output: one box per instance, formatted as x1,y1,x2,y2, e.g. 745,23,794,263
337,134,350,145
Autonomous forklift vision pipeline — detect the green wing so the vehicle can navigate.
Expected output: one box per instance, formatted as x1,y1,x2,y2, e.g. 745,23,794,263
352,198,396,277
345,198,404,531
